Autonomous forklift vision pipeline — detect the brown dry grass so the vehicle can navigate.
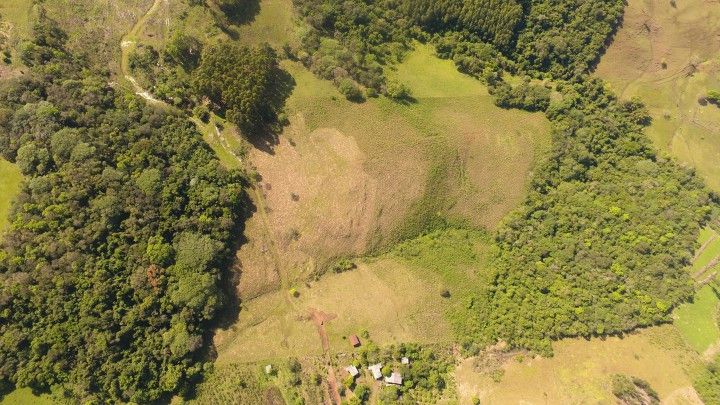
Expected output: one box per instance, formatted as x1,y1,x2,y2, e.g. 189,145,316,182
456,325,703,404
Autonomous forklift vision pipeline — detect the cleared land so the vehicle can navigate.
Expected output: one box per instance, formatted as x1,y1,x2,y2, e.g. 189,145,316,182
674,228,720,354
457,325,703,404
0,388,53,405
216,229,492,363
595,0,720,191
236,42,551,300
0,158,22,233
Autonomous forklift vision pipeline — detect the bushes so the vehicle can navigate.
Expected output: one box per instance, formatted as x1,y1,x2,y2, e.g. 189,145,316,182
491,81,551,112
707,90,720,106
611,374,659,405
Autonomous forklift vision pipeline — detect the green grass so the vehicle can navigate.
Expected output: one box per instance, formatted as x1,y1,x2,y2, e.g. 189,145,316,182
0,0,33,37
0,388,54,405
674,285,720,353
456,324,700,404
389,43,489,98
234,0,298,47
693,228,720,273
0,158,22,233
280,43,550,239
672,228,720,353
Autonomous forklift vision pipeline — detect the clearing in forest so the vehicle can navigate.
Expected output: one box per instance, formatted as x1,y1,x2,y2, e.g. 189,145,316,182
0,159,22,233
595,0,720,191
235,42,551,300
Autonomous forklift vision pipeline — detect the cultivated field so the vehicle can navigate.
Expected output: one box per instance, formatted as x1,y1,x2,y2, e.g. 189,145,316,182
0,158,22,233
595,0,720,191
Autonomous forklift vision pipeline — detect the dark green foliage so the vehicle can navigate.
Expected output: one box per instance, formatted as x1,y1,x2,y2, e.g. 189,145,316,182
332,258,356,273
401,0,523,49
491,81,550,112
433,32,509,80
514,0,625,78
164,32,203,71
193,42,285,132
611,374,660,405
294,0,416,93
0,25,245,403
19,9,69,67
476,79,712,354
213,0,261,24
338,78,365,102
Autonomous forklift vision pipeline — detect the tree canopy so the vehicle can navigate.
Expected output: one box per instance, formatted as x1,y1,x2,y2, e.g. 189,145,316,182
0,17,246,403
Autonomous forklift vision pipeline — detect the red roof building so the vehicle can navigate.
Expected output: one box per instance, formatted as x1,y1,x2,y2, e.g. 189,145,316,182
349,334,361,347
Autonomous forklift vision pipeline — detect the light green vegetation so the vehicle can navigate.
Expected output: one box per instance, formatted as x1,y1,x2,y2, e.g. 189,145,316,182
456,325,703,404
0,388,53,405
596,0,720,192
674,285,720,354
234,0,299,47
673,228,720,353
0,158,22,233
215,229,491,363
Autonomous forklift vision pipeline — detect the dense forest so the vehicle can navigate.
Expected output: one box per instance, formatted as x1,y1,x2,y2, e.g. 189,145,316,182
0,13,246,402
477,80,712,353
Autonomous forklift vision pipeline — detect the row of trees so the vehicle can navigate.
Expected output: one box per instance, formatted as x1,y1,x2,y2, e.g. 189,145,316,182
0,12,246,402
401,0,524,49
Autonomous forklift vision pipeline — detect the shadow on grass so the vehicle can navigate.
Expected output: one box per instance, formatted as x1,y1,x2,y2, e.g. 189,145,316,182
243,66,296,155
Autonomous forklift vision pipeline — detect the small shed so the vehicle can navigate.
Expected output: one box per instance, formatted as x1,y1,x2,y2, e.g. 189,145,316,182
368,363,383,380
265,364,273,375
349,334,361,347
401,357,410,365
345,365,359,378
385,372,403,386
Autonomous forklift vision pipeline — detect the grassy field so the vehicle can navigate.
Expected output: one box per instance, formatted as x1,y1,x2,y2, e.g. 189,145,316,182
457,325,703,404
673,228,720,354
236,42,551,301
595,0,720,192
674,285,720,354
0,0,32,37
0,388,53,405
0,158,22,233
215,229,491,363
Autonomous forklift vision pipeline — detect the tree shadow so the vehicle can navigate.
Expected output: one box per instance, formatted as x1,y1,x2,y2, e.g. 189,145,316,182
243,66,296,154
218,0,261,26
